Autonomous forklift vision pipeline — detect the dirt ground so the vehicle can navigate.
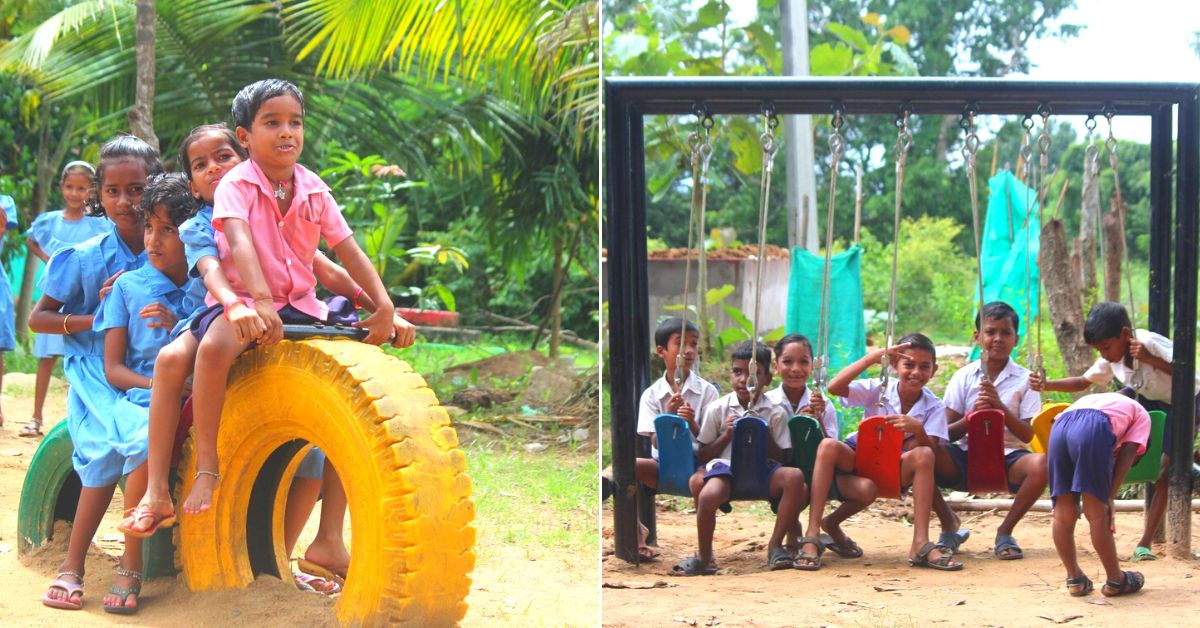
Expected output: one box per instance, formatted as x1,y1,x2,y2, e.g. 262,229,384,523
602,497,1200,627
0,373,596,626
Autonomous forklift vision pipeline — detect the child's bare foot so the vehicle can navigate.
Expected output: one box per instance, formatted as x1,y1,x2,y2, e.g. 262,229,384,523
183,470,220,514
42,568,84,610
303,539,351,578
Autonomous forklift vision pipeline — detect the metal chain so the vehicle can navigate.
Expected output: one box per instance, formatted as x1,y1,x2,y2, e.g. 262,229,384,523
1106,109,1143,390
879,108,912,410
747,104,779,402
814,104,845,394
961,106,988,383
676,107,714,393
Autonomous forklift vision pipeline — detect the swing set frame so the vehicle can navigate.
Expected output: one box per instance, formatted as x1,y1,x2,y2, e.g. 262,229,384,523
605,77,1200,564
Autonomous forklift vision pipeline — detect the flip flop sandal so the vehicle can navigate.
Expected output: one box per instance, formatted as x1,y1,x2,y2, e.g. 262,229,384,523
293,570,342,595
117,505,177,539
102,566,143,615
792,536,824,571
909,542,963,571
938,528,970,552
768,546,794,570
1102,570,1145,597
1066,574,1094,597
670,556,717,577
637,546,661,561
820,533,864,559
42,571,84,610
1131,546,1157,562
19,421,44,438
994,534,1024,560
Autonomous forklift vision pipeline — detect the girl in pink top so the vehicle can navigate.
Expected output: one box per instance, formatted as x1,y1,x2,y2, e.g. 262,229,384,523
182,79,409,515
1047,392,1150,598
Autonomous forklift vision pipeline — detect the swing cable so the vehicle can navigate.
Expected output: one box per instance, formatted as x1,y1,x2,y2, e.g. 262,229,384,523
1085,116,1104,294
813,104,845,395
747,103,780,403
1020,115,1037,376
878,106,912,410
1105,107,1144,390
675,105,714,394
961,105,989,383
1032,106,1052,381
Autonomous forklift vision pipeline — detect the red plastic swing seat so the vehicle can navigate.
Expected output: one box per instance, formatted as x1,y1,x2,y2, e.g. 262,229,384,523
854,415,904,499
965,408,1009,493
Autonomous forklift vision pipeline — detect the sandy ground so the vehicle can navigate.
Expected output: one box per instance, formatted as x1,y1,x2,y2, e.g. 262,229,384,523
0,373,597,626
602,496,1200,627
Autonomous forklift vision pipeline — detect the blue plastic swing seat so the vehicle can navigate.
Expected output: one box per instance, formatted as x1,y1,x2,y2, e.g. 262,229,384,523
729,416,774,501
653,413,698,498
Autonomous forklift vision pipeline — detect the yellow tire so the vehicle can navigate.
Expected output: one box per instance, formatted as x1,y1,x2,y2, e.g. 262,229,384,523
175,338,475,626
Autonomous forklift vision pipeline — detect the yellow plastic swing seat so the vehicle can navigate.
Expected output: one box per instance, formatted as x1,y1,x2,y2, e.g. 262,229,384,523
1030,403,1070,454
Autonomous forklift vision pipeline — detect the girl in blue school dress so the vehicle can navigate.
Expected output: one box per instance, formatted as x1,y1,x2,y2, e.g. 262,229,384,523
0,193,19,430
28,135,158,614
21,161,111,437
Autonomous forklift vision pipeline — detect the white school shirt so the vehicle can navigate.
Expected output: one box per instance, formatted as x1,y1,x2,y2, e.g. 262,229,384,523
943,359,1041,454
636,372,720,457
1081,329,1200,403
698,391,790,468
764,385,840,439
839,377,949,443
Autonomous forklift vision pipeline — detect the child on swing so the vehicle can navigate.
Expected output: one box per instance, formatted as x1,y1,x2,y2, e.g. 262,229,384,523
796,333,962,571
764,333,838,439
180,79,398,518
1030,301,1200,562
30,135,158,612
938,301,1047,561
1047,392,1149,597
22,161,110,437
675,341,807,575
629,317,719,559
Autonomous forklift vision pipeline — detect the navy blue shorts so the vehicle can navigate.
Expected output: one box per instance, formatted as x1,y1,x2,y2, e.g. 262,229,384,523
703,460,783,509
936,445,1031,493
191,296,358,343
1118,387,1200,458
1047,409,1116,503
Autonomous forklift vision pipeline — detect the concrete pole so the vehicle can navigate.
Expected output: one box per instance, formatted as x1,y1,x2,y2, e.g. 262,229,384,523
780,0,818,252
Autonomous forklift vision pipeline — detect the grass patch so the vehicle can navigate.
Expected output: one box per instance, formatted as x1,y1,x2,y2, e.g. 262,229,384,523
465,435,597,557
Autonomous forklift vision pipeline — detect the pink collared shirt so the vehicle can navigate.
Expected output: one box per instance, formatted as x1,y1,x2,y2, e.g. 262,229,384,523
211,160,353,320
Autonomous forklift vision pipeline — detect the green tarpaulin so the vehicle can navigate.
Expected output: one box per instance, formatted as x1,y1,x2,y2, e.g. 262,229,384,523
785,244,866,376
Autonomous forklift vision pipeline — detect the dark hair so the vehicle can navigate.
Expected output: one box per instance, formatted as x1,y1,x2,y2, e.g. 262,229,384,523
974,301,1020,334
731,340,772,367
178,123,247,180
60,160,95,184
654,317,699,349
88,135,163,217
897,332,937,360
231,79,305,130
773,333,813,360
141,173,198,227
1084,301,1132,344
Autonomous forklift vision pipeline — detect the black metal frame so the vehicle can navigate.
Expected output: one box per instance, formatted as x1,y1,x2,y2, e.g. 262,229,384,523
605,77,1200,563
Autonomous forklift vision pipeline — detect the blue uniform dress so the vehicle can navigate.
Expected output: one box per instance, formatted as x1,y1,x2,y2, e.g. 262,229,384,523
40,229,145,487
0,195,20,351
94,264,195,473
174,204,217,337
29,210,112,357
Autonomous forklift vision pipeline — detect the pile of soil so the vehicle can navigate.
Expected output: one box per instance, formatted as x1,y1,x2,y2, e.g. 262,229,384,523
443,350,552,382
647,244,790,260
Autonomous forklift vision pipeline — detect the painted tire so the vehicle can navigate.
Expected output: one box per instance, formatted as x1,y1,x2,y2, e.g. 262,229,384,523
175,338,475,626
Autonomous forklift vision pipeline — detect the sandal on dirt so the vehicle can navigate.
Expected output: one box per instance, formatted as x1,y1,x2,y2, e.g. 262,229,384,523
1066,574,1094,597
19,420,44,438
820,533,864,559
296,558,346,586
768,546,794,570
102,566,142,615
1131,546,1157,562
42,571,84,610
909,542,963,571
637,546,660,561
938,528,970,552
994,534,1024,560
293,569,342,595
793,536,824,571
670,556,717,577
1102,570,1145,597
117,505,177,539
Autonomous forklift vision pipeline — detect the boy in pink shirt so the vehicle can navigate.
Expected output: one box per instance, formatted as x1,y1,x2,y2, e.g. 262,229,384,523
1048,392,1150,598
183,79,399,514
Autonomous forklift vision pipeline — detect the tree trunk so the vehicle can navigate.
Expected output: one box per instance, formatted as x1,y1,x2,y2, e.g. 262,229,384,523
548,233,563,358
1102,198,1125,303
1078,148,1101,298
128,0,159,151
934,114,957,162
1040,219,1094,377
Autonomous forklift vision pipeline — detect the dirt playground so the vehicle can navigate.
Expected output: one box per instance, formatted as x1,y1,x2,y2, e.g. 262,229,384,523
602,496,1200,627
0,374,596,626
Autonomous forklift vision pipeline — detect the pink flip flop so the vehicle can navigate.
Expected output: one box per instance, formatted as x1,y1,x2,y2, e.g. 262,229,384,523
42,571,84,610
